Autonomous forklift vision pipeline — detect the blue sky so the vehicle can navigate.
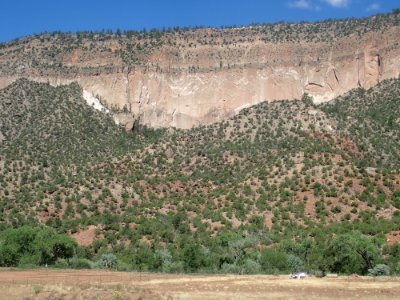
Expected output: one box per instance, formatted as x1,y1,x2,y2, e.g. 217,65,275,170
0,0,399,42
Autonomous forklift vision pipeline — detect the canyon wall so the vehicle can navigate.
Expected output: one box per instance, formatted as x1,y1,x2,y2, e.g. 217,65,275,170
0,22,399,129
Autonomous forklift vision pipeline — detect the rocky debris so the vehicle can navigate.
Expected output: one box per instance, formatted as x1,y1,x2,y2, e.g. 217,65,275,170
113,112,136,132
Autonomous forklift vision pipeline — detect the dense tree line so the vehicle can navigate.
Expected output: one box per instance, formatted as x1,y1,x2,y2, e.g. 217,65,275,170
1,226,400,276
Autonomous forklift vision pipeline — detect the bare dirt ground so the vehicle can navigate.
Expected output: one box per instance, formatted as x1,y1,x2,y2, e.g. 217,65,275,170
0,269,400,300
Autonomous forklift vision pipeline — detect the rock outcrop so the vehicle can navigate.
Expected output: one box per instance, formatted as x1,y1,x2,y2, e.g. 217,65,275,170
113,112,136,132
1,14,400,128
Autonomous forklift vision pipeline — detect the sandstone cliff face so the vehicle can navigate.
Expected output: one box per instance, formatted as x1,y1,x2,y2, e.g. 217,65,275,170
1,16,400,128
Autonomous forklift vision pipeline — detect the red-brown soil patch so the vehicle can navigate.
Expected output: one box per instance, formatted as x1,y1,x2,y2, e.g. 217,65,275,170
71,225,98,247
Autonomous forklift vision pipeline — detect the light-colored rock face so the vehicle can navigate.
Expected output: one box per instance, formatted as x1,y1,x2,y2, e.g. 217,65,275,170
112,112,136,132
82,90,110,113
1,22,400,128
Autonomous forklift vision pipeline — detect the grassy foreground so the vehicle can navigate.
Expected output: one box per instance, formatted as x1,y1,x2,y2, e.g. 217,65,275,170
0,269,400,300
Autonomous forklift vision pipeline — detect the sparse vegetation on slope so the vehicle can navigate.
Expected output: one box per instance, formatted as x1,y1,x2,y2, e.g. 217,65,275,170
321,80,400,170
0,79,141,165
0,10,399,72
0,78,399,275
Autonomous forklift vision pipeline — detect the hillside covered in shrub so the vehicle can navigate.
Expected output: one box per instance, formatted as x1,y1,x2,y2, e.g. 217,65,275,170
0,78,399,275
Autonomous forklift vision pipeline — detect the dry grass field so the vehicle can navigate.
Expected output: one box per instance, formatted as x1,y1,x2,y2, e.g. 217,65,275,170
0,269,399,300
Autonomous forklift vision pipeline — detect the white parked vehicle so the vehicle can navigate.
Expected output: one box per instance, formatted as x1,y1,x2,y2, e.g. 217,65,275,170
289,272,308,279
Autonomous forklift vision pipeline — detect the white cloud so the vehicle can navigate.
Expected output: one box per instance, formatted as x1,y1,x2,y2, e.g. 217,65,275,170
323,0,351,8
288,0,312,9
288,0,321,10
366,3,380,11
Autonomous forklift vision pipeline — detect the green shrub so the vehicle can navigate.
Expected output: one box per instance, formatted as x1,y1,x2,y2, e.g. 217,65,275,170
325,232,379,275
68,257,93,269
168,261,185,273
287,255,305,273
53,259,69,269
0,226,77,267
243,259,262,274
221,263,241,274
260,249,288,274
393,262,400,275
94,253,118,269
368,264,390,276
